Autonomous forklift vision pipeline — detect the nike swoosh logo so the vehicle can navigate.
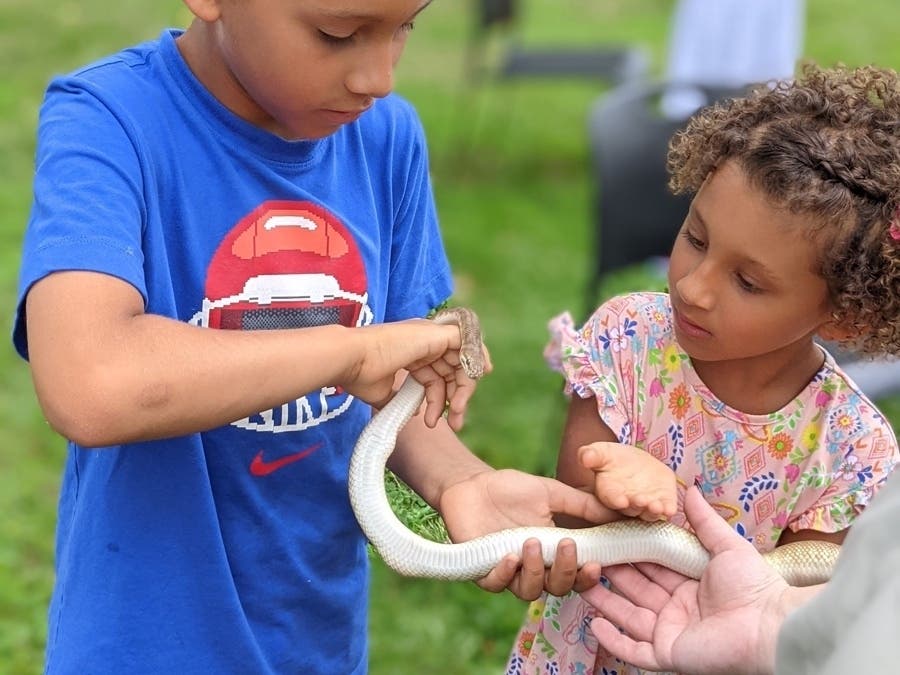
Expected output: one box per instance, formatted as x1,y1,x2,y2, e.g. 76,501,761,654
250,443,322,477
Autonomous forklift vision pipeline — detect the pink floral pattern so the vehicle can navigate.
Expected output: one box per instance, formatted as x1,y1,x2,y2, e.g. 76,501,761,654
508,292,899,675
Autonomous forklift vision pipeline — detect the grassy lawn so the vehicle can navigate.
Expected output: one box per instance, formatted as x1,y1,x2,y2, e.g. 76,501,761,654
3,1,900,673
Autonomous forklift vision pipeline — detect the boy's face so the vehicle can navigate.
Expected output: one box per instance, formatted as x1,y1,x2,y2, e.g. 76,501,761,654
180,0,431,140
666,161,834,367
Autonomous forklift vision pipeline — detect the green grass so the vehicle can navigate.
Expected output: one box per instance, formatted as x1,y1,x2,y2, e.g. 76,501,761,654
3,2,900,673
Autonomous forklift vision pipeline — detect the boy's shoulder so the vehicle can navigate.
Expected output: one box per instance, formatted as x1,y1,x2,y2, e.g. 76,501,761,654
64,31,168,86
43,30,175,119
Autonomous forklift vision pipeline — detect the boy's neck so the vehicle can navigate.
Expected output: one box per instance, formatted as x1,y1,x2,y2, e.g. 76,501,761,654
175,20,278,136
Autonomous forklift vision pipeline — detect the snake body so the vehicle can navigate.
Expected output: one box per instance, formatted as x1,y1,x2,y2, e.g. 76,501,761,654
348,310,841,587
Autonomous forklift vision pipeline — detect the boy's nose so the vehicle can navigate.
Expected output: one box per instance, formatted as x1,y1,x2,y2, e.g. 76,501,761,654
346,47,395,99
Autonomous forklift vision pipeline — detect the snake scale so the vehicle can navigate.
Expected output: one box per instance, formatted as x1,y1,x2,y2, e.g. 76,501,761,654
348,308,841,586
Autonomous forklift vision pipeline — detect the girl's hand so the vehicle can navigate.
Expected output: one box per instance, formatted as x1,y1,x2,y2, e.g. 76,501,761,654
579,442,678,521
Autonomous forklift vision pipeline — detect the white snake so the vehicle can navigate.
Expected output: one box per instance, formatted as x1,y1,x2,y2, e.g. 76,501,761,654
348,309,841,586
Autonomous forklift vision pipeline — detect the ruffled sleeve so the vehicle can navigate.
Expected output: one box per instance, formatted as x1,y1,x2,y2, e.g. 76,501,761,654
782,380,899,535
543,294,664,444
789,487,871,533
543,312,618,406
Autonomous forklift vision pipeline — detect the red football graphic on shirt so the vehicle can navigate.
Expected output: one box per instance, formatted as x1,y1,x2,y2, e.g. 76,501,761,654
190,200,372,434
200,200,369,332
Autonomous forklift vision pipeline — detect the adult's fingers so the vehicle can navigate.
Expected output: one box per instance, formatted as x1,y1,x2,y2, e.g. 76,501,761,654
591,617,665,672
593,563,684,612
683,486,756,557
629,561,694,595
582,582,658,643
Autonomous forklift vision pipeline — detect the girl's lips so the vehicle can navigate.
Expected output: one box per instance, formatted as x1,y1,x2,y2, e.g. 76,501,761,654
673,307,712,338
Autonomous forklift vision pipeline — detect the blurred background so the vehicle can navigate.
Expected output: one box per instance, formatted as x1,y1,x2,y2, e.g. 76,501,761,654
3,1,900,673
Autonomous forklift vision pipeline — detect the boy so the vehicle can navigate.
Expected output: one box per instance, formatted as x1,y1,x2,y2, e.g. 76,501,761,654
14,1,604,672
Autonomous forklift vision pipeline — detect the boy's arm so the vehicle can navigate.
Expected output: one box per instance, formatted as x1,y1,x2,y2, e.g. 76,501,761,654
24,271,466,446
557,395,677,525
389,409,616,598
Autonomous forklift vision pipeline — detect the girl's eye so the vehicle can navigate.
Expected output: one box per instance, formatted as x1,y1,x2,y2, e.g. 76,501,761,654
681,230,706,250
399,21,416,34
736,274,761,294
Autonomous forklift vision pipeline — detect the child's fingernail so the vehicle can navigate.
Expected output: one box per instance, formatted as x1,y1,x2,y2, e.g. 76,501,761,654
693,475,703,489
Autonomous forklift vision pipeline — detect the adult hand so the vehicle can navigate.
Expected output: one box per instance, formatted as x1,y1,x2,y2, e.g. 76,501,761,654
583,486,798,675
440,469,616,599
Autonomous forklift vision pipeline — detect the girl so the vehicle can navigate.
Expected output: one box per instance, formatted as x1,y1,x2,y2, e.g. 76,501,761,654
507,63,900,675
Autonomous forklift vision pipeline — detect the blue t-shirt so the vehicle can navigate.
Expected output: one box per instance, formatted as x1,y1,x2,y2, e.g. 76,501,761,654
14,29,452,674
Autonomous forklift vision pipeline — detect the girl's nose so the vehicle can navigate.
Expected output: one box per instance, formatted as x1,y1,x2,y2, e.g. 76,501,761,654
674,263,715,310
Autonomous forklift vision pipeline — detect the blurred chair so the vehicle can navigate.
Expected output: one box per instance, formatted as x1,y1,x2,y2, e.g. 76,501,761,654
584,0,806,312
466,0,649,85
583,80,747,318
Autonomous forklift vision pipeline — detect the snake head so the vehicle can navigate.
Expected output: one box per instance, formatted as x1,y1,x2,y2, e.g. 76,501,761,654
432,307,486,380
459,352,484,380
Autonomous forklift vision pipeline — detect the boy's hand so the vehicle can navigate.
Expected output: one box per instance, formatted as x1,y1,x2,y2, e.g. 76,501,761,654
579,442,677,521
342,319,490,430
439,468,616,599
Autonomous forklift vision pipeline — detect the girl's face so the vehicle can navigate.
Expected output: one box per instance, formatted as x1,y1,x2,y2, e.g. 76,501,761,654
667,161,834,365
179,0,430,140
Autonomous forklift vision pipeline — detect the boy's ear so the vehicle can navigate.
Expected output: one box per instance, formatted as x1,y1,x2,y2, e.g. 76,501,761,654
181,0,222,23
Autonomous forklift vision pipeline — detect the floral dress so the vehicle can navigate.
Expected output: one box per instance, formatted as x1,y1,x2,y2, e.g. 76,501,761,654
506,292,899,675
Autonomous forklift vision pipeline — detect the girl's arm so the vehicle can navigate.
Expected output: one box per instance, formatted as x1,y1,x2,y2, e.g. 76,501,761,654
556,395,678,527
556,393,619,492
778,527,847,546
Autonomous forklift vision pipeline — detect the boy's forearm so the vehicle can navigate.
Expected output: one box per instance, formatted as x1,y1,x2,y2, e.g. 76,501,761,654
32,311,359,446
388,413,490,510
26,272,365,446
27,272,469,448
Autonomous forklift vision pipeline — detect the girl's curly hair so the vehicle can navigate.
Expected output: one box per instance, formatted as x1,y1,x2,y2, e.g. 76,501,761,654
668,63,900,358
